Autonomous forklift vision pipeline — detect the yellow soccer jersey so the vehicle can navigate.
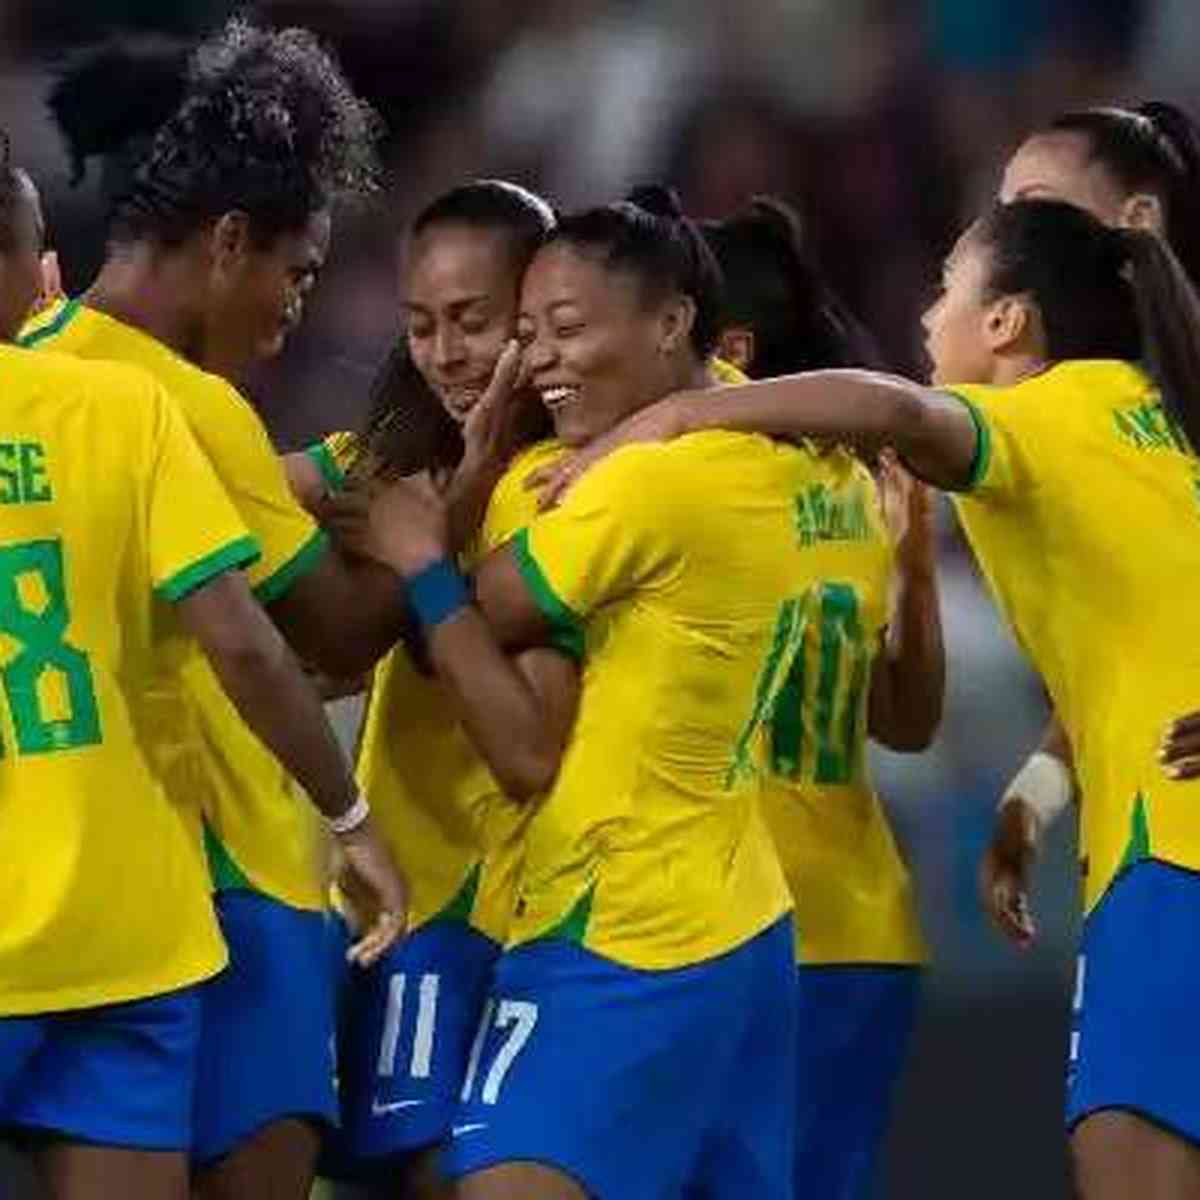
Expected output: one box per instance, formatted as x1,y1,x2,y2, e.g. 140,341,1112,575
757,450,927,965
21,300,330,910
0,346,259,1014
508,430,844,970
950,360,1200,914
709,356,747,386
353,439,565,939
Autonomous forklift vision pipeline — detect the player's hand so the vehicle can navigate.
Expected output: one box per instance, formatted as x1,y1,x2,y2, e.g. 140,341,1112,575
460,339,528,471
1161,711,1200,779
335,815,408,967
979,799,1039,949
527,394,689,509
322,474,449,575
879,450,935,571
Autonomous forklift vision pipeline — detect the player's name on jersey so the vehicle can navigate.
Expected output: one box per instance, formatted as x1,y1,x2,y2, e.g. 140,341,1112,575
793,481,871,548
0,440,52,505
1112,399,1185,453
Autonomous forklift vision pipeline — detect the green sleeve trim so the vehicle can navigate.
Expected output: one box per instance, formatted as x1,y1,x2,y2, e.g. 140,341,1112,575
943,389,992,492
17,297,82,348
157,534,261,603
511,527,586,662
254,528,329,607
304,441,346,493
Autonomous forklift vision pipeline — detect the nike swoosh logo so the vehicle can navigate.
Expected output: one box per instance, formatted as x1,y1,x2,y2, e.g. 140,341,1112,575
371,1098,426,1116
451,1123,488,1137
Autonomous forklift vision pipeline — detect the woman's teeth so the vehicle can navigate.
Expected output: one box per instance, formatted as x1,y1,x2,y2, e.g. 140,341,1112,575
541,385,579,410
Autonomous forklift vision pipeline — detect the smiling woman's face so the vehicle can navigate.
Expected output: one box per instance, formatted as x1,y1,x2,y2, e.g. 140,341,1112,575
403,223,521,425
517,241,677,448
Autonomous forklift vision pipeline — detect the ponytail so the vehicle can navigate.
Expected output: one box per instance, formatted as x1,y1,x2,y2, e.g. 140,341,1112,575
700,194,882,376
979,199,1200,456
1122,228,1200,453
1046,102,1200,288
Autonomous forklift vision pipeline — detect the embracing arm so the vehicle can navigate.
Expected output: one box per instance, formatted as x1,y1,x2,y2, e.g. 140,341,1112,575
407,545,579,801
673,371,980,490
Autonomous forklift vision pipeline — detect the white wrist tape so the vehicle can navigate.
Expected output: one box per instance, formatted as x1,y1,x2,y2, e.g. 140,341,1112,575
328,792,370,836
1000,751,1073,830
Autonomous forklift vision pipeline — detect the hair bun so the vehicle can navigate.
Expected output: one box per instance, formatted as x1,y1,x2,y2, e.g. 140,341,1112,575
48,37,191,183
625,184,685,220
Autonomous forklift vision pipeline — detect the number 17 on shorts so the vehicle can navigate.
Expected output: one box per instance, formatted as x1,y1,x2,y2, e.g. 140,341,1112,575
459,998,539,1110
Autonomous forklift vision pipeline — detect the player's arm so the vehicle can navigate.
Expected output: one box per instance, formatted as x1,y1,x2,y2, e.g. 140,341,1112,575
147,385,406,964
266,543,407,680
428,613,578,801
175,572,404,963
535,370,981,504
979,713,1074,948
867,456,945,751
338,476,576,799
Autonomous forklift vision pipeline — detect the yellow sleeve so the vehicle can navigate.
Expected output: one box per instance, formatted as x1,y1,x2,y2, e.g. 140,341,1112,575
304,430,361,493
709,357,749,386
193,378,328,604
942,382,1040,501
145,387,261,602
512,445,687,659
479,441,565,554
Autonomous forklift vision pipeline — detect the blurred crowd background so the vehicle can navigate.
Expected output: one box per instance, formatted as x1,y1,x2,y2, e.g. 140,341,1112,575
3,2,1196,1197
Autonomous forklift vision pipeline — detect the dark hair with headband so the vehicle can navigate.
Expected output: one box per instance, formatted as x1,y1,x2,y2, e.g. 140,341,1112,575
1044,103,1200,287
547,184,725,359
978,198,1200,452
700,196,881,376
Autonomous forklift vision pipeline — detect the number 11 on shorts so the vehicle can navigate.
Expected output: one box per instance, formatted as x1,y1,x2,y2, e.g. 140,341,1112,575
460,999,538,1105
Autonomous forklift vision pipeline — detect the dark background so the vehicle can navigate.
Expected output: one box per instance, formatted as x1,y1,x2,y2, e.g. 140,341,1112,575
3,1,1187,1195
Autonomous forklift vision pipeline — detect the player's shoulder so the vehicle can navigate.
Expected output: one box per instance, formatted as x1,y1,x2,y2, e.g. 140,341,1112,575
503,438,566,485
947,359,1148,417
7,343,165,409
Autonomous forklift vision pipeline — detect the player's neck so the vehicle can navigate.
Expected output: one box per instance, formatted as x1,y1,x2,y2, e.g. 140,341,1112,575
87,246,206,365
991,353,1048,389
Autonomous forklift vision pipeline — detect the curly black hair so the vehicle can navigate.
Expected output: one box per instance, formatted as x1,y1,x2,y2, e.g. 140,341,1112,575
105,18,380,248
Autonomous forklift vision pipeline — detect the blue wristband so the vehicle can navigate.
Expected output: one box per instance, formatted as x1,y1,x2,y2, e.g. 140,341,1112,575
406,558,470,628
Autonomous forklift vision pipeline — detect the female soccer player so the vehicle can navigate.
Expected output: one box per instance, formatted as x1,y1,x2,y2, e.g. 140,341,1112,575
27,25,408,1199
701,196,943,1200
337,186,909,1200
981,102,1200,944
297,181,575,1200
0,142,399,1200
540,197,1200,1200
